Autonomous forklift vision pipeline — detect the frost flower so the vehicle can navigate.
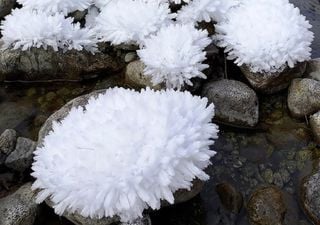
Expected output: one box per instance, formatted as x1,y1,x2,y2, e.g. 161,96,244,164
1,9,97,52
32,88,218,222
138,24,211,89
17,0,92,15
215,0,314,73
177,0,239,24
95,0,172,45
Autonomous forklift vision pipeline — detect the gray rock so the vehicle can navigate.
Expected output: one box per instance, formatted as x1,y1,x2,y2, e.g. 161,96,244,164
240,62,306,94
0,48,124,82
0,183,38,225
0,0,15,19
69,10,87,22
300,171,320,225
0,129,17,155
125,60,162,89
124,52,137,63
5,137,36,172
121,216,152,225
288,78,320,118
37,90,203,224
310,111,320,144
247,186,286,225
202,79,259,127
305,58,320,81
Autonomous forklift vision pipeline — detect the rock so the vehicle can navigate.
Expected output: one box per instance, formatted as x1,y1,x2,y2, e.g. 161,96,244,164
0,0,15,19
216,182,243,214
288,78,320,118
202,79,259,127
37,90,203,224
69,10,87,22
310,111,320,144
0,129,17,155
300,171,320,224
0,102,35,134
124,52,137,63
247,186,286,225
121,216,152,225
5,137,36,172
305,58,320,81
240,62,306,94
125,60,162,89
0,183,38,225
0,48,124,82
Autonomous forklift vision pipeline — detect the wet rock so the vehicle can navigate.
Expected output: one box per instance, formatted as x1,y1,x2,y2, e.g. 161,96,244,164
5,137,36,172
305,58,320,81
0,102,35,134
202,79,259,127
125,60,162,89
0,183,38,225
0,129,17,155
247,186,286,225
288,78,320,118
216,182,243,214
240,63,306,94
0,48,124,82
300,171,320,225
0,0,15,19
310,111,320,144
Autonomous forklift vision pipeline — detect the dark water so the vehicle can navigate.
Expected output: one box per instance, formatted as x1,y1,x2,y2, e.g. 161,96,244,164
291,0,320,57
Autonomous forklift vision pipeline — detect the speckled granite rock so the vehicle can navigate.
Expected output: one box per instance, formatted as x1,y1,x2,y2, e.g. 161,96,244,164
310,111,320,144
0,129,17,155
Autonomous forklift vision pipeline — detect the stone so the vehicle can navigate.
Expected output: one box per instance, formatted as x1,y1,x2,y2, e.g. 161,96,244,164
125,60,162,89
0,183,39,225
216,182,243,214
37,90,204,224
240,62,306,94
288,78,320,118
69,10,87,22
0,48,124,82
0,0,15,19
0,129,17,155
124,52,137,63
305,58,320,81
247,186,286,225
300,171,320,225
310,111,320,144
5,137,36,172
202,79,259,127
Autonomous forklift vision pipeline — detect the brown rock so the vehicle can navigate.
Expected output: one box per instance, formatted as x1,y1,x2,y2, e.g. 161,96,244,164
216,182,243,214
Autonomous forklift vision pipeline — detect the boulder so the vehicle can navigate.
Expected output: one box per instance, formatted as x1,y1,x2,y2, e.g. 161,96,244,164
202,79,259,127
288,78,320,118
5,137,36,172
0,0,15,19
0,48,124,82
0,183,39,225
240,63,306,94
310,111,320,144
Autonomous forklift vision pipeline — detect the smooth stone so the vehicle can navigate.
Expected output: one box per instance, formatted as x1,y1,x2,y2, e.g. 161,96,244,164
0,48,124,82
216,182,243,214
0,0,15,19
305,58,320,81
240,62,306,94
288,78,320,118
5,137,36,172
300,171,320,224
0,129,17,155
37,90,205,224
247,186,286,225
125,60,162,89
0,183,38,225
124,52,137,63
202,79,259,127
310,111,320,144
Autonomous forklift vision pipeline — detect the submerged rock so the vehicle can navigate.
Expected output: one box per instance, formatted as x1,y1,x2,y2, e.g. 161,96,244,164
202,79,259,127
247,186,286,225
0,129,17,155
240,63,306,94
0,0,15,19
300,171,320,225
0,183,38,225
5,137,36,172
0,48,124,82
288,78,320,118
310,111,320,144
216,182,243,214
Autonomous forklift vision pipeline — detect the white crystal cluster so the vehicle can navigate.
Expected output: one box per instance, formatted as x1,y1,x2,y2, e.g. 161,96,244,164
215,0,314,73
32,87,219,222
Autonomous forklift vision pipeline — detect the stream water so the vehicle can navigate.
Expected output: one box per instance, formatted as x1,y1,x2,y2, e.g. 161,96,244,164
1,1,320,225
